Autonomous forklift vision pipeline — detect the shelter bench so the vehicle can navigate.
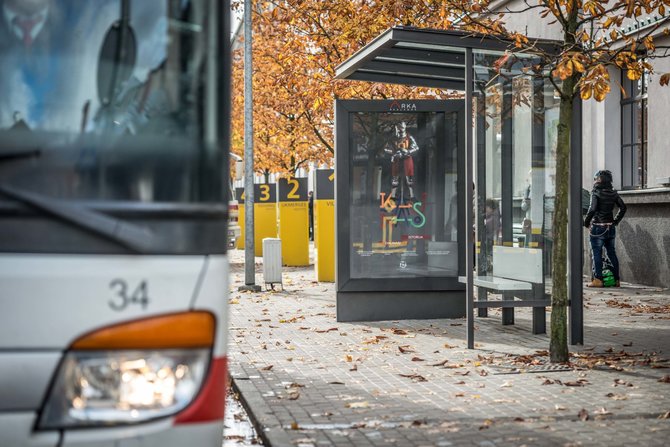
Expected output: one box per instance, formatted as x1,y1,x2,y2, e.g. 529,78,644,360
459,246,548,334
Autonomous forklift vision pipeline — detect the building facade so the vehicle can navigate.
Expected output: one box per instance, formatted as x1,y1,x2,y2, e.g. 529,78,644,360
491,0,670,287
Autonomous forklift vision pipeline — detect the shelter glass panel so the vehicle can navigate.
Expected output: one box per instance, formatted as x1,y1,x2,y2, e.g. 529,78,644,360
348,111,458,279
473,49,558,296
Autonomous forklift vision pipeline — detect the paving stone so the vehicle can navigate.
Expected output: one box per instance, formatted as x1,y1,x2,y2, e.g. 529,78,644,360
227,249,670,446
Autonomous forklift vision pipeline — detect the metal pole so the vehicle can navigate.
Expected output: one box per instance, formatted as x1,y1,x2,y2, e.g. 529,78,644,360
465,48,475,349
240,0,260,292
569,98,583,344
500,79,514,326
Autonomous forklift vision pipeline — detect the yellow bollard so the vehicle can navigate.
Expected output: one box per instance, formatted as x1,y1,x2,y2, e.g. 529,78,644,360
253,183,278,257
314,169,335,282
277,178,309,266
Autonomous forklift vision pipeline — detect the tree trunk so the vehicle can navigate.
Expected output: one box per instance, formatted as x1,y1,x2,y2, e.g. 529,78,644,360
549,75,575,363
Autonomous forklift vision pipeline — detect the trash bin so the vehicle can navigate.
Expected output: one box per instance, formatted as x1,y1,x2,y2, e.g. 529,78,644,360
262,238,282,290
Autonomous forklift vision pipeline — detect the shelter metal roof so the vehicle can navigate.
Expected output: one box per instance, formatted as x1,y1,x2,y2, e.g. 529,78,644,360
335,27,560,91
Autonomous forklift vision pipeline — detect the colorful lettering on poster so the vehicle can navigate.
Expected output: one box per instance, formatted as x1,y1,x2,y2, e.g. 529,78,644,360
378,193,426,229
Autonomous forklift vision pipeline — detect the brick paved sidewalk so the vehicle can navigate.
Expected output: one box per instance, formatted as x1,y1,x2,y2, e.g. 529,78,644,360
227,248,670,447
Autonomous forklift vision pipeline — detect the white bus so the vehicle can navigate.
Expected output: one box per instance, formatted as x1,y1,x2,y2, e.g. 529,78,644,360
0,0,231,445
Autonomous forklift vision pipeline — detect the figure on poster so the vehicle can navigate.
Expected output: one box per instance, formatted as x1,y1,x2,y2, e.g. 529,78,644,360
383,121,419,202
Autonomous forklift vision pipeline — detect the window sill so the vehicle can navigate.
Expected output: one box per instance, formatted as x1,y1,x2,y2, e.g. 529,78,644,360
618,187,670,204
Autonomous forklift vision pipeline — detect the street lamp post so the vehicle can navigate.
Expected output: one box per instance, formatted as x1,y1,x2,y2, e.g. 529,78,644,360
239,0,260,292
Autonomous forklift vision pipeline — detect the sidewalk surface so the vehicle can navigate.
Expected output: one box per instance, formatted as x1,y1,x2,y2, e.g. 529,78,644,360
227,248,670,447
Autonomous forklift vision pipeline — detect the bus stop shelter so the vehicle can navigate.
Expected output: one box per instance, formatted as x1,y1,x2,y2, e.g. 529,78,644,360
335,27,584,347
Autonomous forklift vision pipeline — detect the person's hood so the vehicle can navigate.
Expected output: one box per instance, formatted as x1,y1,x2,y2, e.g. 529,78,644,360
593,182,616,197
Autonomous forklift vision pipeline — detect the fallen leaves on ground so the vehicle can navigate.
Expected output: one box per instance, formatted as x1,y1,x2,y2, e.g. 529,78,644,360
399,373,428,382
571,350,670,371
362,335,387,344
279,315,305,323
578,409,589,421
658,375,670,383
479,419,494,430
345,401,369,409
605,298,670,315
439,421,460,432
260,365,273,371
398,345,415,354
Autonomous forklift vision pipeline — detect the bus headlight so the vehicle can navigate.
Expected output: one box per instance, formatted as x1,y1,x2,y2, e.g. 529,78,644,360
39,349,208,428
37,312,216,429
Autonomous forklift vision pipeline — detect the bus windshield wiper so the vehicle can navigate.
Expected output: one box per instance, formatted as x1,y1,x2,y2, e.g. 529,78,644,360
0,184,162,254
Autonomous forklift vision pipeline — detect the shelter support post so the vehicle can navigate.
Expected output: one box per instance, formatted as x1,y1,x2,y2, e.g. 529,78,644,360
569,99,583,345
500,79,514,326
465,48,475,349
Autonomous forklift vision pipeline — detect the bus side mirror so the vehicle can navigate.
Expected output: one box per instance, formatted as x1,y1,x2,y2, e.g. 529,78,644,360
97,20,137,106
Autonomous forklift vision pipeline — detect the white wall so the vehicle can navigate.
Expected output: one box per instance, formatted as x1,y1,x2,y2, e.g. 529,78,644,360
581,66,622,189
647,36,670,187
490,0,564,40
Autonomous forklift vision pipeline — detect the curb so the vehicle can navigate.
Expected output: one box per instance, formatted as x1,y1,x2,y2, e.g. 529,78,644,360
230,375,292,447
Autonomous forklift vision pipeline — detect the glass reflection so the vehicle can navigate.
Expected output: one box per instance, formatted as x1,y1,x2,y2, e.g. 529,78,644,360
349,111,459,279
0,1,220,204
473,49,558,295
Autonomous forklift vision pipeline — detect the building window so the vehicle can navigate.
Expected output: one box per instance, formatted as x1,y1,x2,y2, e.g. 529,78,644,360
621,69,648,189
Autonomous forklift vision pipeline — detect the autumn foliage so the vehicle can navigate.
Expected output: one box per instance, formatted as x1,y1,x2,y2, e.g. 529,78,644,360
231,0,459,175
448,0,670,102
233,1,669,176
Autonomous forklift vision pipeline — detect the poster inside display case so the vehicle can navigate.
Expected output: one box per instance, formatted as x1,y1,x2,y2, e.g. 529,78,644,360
337,100,464,288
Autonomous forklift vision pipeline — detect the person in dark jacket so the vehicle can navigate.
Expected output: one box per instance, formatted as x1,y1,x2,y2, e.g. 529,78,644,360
583,170,626,287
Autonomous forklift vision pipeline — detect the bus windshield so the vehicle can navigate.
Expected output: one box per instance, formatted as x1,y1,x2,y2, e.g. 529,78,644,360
0,0,223,205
